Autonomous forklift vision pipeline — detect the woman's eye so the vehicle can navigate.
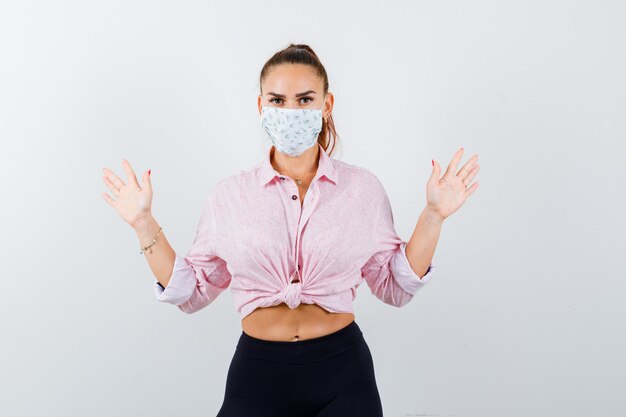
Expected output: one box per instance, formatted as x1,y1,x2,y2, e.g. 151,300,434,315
268,97,312,104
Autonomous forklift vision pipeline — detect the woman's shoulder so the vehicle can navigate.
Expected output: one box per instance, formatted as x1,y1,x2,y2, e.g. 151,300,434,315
206,165,261,198
334,158,375,176
332,158,387,192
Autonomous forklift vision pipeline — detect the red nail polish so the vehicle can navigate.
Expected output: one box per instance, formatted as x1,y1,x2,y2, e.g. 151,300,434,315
148,169,151,176
431,159,434,166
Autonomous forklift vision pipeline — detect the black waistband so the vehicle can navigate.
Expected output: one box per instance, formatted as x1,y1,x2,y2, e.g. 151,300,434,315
236,320,364,364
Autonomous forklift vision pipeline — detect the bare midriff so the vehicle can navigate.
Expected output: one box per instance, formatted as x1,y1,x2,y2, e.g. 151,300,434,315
241,303,355,342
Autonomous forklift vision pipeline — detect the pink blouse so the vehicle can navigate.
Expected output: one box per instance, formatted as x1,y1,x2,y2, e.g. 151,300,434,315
153,143,436,319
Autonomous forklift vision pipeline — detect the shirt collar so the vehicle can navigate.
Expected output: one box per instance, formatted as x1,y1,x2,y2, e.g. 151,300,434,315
258,143,338,187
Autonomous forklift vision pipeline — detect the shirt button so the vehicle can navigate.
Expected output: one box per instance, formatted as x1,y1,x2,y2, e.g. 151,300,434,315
291,195,297,200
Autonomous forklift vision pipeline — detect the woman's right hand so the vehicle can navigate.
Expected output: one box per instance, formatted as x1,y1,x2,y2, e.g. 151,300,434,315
102,159,153,230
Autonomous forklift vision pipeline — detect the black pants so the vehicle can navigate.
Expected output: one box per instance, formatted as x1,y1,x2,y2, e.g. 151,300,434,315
216,320,384,417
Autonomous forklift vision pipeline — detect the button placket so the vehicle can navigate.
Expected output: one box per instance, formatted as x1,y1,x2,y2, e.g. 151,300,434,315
286,180,301,285
292,183,319,286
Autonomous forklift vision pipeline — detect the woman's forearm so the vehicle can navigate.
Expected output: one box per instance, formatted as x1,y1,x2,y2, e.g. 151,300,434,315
133,214,176,288
405,206,444,278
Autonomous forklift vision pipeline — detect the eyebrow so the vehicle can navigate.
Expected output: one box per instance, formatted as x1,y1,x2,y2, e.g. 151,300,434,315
266,90,317,99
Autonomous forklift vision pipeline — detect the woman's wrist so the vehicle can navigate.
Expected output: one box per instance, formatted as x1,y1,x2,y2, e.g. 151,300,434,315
133,214,160,243
423,205,445,226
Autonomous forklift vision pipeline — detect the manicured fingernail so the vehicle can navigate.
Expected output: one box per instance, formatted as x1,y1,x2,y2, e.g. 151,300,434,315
148,169,151,176
431,159,434,166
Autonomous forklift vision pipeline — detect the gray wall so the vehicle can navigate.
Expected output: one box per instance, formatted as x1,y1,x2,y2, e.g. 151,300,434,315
1,1,624,416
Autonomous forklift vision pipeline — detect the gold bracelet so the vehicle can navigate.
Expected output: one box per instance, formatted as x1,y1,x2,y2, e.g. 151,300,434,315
140,227,163,255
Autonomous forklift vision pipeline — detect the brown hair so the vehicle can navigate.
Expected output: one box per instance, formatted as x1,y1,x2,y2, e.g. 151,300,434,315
259,43,339,156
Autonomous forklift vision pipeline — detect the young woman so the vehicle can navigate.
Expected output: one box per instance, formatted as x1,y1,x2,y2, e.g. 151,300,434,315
102,43,479,416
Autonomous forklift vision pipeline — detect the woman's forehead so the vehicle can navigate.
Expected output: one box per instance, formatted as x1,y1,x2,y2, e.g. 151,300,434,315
262,64,323,93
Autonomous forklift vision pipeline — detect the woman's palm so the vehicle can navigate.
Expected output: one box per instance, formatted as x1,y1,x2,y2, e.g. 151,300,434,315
102,159,153,228
427,147,480,220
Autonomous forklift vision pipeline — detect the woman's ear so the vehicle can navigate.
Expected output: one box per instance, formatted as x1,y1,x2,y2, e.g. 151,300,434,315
324,91,334,114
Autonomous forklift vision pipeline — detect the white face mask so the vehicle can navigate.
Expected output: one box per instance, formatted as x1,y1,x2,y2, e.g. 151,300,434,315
260,106,323,157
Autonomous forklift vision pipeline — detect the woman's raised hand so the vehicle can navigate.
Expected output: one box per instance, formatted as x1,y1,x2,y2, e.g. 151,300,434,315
426,147,480,221
102,159,153,229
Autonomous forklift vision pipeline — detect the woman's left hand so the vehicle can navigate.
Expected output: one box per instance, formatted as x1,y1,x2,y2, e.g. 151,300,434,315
426,147,480,221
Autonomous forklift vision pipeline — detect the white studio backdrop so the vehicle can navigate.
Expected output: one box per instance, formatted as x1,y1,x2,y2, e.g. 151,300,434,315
0,1,624,416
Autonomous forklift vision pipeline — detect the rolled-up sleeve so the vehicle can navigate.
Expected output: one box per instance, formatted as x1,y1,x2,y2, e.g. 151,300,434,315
153,190,232,314
360,177,435,307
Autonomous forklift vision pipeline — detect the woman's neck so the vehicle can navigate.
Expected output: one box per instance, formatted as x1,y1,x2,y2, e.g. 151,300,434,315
271,145,320,182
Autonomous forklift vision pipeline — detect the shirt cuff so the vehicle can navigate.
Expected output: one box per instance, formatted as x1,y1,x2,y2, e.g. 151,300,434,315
153,253,198,305
390,242,436,295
